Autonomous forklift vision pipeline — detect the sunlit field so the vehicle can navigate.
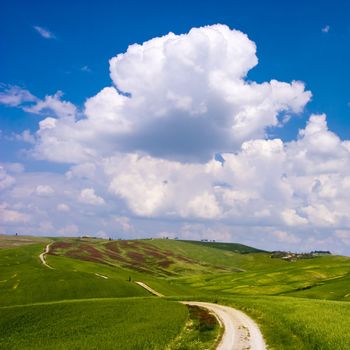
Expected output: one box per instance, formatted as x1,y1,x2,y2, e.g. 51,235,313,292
1,236,350,349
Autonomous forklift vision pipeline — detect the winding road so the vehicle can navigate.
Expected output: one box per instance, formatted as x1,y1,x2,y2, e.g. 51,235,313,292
39,243,54,269
182,301,266,350
37,243,266,349
136,282,267,350
135,281,164,297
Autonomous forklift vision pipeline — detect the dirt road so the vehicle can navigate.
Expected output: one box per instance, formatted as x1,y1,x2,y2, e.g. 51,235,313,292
182,301,266,350
39,243,54,269
136,282,266,350
135,281,164,296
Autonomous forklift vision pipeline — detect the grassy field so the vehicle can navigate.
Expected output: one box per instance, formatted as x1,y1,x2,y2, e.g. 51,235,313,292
0,243,150,306
2,235,350,349
176,254,350,298
218,296,350,350
125,239,350,300
0,298,187,350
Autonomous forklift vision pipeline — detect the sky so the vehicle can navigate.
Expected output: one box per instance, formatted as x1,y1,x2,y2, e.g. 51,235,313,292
1,0,350,254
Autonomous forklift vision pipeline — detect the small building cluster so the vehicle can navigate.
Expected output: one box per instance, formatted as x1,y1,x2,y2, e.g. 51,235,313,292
271,250,331,262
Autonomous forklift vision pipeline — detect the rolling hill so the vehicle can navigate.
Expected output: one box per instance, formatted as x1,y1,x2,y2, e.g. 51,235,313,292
1,235,350,349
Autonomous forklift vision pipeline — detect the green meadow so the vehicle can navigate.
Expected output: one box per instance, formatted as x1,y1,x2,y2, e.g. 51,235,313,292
0,298,187,350
205,295,350,350
1,235,350,349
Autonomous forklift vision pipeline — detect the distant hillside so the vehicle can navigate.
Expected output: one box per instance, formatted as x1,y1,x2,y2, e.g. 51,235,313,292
181,240,266,254
1,235,349,303
47,238,255,277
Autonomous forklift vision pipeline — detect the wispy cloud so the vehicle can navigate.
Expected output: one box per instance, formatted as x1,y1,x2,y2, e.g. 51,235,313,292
0,85,37,107
0,85,76,119
33,25,56,39
322,25,330,33
81,65,92,73
23,91,77,119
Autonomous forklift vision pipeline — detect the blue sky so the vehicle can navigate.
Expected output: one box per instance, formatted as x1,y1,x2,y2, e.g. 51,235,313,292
2,0,350,139
1,0,350,253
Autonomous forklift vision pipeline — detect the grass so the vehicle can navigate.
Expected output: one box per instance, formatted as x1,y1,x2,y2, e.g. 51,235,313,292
0,298,187,350
181,240,266,254
217,295,350,350
284,272,350,301
167,305,221,350
167,294,350,349
0,235,49,249
147,239,278,272
2,235,350,349
0,243,151,306
175,254,350,298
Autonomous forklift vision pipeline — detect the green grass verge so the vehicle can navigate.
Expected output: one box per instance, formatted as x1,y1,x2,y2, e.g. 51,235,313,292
167,305,221,350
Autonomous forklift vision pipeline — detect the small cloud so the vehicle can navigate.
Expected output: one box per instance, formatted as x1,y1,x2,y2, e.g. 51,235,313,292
277,114,291,128
113,216,134,232
322,25,330,33
81,65,91,73
36,185,54,196
14,130,36,144
282,209,308,226
33,25,56,39
23,91,77,119
0,167,15,190
57,203,70,212
0,85,37,107
0,203,30,223
79,188,105,206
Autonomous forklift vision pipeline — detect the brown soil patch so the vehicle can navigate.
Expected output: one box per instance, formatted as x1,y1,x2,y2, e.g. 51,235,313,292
79,244,104,259
49,241,73,255
105,242,121,253
127,251,145,263
158,260,173,268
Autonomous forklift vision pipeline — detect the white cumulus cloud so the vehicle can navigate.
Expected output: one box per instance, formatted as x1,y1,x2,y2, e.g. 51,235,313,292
32,24,311,163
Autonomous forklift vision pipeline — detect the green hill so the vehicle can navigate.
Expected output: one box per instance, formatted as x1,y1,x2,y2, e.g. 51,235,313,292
1,235,350,349
180,239,266,254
